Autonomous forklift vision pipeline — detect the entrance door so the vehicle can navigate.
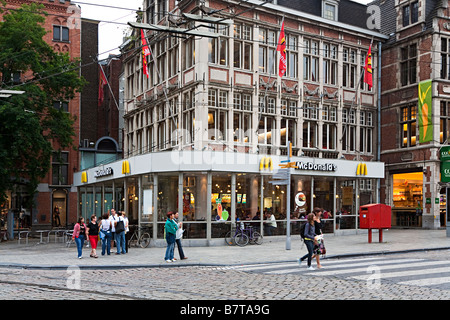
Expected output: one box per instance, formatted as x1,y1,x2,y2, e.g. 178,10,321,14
52,190,67,228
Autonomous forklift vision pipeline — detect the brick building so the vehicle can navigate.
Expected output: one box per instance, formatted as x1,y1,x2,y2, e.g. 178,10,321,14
375,0,449,229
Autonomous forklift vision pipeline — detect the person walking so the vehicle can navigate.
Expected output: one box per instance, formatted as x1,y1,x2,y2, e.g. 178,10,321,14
72,217,88,259
299,213,316,270
114,211,126,255
100,212,112,256
109,209,117,249
174,212,187,260
312,208,325,269
122,212,130,253
164,211,178,263
86,215,99,258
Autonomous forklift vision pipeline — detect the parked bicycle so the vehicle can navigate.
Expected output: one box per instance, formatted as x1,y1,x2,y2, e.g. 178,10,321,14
224,222,263,246
128,226,151,248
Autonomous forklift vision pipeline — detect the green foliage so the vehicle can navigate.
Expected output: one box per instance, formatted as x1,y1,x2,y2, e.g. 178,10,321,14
0,3,86,207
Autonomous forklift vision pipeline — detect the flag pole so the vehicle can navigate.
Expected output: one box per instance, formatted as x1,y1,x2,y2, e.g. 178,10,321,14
99,63,120,111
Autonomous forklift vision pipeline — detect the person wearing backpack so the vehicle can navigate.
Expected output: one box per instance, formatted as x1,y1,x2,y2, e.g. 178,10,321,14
299,213,316,270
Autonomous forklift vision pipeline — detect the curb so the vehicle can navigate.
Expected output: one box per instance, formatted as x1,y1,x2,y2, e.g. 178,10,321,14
1,247,449,270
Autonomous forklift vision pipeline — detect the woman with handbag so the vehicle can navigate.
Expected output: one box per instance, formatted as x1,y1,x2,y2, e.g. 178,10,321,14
312,208,325,269
174,212,187,260
164,211,178,262
86,215,99,258
72,217,88,259
100,212,112,256
299,213,316,270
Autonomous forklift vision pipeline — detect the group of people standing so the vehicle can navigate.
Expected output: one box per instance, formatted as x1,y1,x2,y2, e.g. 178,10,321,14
299,207,326,270
72,209,129,259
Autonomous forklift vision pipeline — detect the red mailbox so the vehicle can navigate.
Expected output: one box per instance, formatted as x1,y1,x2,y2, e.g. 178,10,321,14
359,204,391,243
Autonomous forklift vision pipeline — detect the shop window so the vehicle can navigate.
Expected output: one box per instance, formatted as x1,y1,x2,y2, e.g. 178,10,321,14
393,172,423,208
440,101,450,143
182,173,207,239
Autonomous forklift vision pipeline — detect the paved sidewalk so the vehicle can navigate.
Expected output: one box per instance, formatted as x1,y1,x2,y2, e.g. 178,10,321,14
0,229,449,269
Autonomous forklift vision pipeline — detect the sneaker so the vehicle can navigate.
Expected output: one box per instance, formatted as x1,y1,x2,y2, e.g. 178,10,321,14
172,258,177,261
307,266,315,270
165,259,173,263
298,258,303,265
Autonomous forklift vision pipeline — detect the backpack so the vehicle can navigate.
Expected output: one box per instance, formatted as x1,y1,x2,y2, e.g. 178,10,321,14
300,223,306,240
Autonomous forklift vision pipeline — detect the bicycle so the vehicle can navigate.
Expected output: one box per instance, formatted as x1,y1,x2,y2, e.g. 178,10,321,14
224,222,263,246
128,226,151,248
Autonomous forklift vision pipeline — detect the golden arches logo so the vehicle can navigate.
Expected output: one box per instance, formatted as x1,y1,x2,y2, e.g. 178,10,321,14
259,157,273,171
81,172,88,183
356,163,368,176
122,160,130,174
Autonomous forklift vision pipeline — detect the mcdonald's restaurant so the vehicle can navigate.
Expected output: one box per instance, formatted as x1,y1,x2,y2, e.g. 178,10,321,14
74,151,384,246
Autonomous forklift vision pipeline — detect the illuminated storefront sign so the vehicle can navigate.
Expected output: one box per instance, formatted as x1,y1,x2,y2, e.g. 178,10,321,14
294,161,337,172
94,167,113,178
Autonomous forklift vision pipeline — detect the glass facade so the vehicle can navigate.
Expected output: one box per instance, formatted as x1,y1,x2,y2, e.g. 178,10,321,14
78,170,378,242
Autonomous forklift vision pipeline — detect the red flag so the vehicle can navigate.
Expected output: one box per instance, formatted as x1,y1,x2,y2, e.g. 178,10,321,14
98,65,107,106
141,29,150,79
364,45,373,90
277,20,287,78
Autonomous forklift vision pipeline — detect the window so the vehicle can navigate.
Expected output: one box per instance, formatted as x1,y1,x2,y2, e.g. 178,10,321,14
52,152,69,185
323,43,338,85
303,39,319,81
441,38,450,79
401,105,417,148
53,101,69,112
360,110,374,154
146,0,155,24
208,89,228,141
343,48,357,88
234,23,252,70
156,38,166,84
183,35,195,70
303,103,318,149
209,24,228,66
342,108,356,152
287,34,298,78
258,115,276,145
281,118,297,147
53,25,69,42
400,44,417,86
324,3,337,21
259,28,277,75
233,93,252,144
157,0,166,21
440,101,450,143
259,96,276,114
168,36,179,78
322,105,337,150
182,90,195,144
402,1,419,27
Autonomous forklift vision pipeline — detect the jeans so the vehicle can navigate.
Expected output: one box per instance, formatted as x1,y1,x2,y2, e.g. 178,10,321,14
300,240,315,267
75,235,85,258
101,232,112,255
115,231,126,254
175,238,185,259
164,233,176,261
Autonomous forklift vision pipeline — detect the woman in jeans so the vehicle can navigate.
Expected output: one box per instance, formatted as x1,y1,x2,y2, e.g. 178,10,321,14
299,213,316,270
100,212,112,256
72,217,88,259
164,211,178,262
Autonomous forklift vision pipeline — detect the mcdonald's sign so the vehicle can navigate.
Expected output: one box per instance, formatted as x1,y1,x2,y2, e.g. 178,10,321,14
356,163,368,176
122,160,130,174
259,157,273,171
81,171,88,183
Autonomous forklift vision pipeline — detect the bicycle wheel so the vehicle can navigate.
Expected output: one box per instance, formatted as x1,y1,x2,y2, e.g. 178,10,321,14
234,233,249,247
139,233,151,248
224,231,235,246
252,231,263,245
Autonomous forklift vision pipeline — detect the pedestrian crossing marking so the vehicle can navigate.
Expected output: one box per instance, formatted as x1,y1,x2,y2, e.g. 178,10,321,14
399,276,450,287
351,263,450,281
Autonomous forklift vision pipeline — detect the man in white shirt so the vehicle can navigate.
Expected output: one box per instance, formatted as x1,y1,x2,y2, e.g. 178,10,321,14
109,209,117,248
264,211,277,236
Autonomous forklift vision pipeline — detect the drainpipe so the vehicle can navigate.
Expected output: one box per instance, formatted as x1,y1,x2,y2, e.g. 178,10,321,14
377,41,382,204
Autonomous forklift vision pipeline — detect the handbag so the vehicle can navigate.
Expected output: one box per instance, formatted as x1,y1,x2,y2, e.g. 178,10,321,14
176,228,184,240
99,229,105,240
115,218,125,234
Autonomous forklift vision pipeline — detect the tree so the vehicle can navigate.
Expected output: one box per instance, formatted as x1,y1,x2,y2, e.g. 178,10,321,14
0,3,86,207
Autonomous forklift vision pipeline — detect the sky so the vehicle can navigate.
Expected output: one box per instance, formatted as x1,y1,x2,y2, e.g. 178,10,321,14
76,0,372,60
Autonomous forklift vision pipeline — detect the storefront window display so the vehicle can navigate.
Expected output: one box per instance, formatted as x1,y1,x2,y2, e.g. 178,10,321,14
392,171,423,227
114,181,125,212
157,174,179,238
182,173,207,239
312,176,334,233
141,174,154,225
261,175,287,236
127,177,138,224
211,173,232,238
291,176,312,233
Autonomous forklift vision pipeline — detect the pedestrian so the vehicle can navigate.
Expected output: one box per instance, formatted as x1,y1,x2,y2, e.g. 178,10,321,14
110,209,117,249
122,212,130,253
264,211,277,236
312,208,325,269
164,211,178,263
100,212,112,256
72,217,87,259
114,211,126,255
299,213,316,270
174,212,187,260
86,215,99,258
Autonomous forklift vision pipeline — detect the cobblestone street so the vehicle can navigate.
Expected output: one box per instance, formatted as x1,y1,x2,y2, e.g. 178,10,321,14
1,254,449,301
